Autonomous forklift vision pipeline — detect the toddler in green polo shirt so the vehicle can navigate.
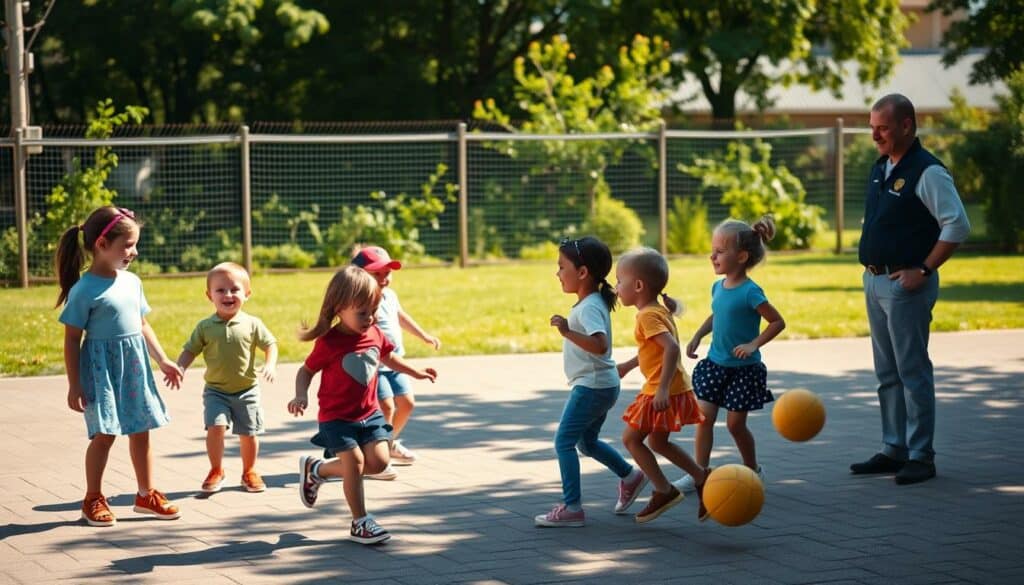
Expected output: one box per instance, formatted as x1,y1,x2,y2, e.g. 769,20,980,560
176,262,278,494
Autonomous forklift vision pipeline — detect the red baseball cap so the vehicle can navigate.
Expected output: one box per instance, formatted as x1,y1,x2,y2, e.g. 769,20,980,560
351,246,402,271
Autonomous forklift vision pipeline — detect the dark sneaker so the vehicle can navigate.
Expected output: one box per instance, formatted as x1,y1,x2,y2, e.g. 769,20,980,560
895,460,936,485
850,453,906,475
299,456,325,508
615,470,649,514
350,515,391,544
534,504,585,527
635,486,684,524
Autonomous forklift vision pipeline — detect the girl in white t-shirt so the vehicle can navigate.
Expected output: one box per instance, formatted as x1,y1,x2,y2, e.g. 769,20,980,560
534,236,643,528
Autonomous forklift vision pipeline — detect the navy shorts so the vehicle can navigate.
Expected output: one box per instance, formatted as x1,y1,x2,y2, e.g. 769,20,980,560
692,359,773,412
377,370,413,401
311,410,392,456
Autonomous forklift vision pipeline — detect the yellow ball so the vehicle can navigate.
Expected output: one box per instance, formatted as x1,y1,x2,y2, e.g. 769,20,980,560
703,464,765,527
772,388,826,442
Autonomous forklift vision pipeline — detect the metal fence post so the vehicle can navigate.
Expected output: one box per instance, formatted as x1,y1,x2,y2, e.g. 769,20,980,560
240,125,253,273
14,128,28,287
834,117,844,255
457,122,468,267
658,120,668,255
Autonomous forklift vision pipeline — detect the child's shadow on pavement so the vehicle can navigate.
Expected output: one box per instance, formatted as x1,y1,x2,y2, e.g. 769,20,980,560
108,532,320,573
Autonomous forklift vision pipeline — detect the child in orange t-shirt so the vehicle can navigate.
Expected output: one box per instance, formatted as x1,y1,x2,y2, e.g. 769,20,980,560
615,247,709,524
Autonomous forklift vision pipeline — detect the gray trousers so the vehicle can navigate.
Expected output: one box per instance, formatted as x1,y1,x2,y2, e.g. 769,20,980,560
863,270,939,463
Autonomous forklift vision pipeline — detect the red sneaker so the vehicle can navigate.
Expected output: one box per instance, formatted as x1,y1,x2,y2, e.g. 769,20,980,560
81,493,116,527
241,470,266,493
201,468,225,493
134,489,181,520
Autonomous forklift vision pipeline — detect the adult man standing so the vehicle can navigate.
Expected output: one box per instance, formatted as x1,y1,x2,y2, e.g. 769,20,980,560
851,93,971,485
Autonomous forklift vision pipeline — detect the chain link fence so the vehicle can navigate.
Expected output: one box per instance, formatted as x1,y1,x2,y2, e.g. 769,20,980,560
0,122,930,285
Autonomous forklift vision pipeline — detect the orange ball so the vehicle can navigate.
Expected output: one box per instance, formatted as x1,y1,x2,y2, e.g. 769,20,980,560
703,464,765,526
772,388,826,442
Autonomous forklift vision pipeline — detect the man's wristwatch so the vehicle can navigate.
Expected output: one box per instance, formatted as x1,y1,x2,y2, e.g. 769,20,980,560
917,263,933,276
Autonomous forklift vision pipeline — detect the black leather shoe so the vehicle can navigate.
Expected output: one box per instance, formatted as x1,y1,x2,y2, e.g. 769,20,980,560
894,460,936,485
850,453,905,474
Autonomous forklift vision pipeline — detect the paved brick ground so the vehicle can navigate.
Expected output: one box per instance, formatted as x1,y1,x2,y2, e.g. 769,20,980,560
1,330,1022,584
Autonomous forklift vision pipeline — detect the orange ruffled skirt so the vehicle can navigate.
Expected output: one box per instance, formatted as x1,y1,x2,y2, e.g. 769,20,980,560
622,391,705,433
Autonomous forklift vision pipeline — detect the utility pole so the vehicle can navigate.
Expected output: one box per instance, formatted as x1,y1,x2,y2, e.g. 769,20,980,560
5,0,31,287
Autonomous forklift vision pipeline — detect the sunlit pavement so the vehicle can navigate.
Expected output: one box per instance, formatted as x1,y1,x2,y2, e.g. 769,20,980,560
1,330,1022,584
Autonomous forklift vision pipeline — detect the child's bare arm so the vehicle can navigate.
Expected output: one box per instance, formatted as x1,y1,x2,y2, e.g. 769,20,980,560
142,317,183,389
289,366,314,416
382,353,437,383
652,332,681,411
686,314,714,358
64,325,85,412
262,343,279,383
176,350,197,371
550,314,609,355
398,309,440,350
733,302,786,359
616,355,639,379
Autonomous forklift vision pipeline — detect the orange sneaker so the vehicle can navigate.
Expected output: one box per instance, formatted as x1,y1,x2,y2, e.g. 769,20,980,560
81,493,116,527
134,489,181,520
201,468,226,493
241,470,266,493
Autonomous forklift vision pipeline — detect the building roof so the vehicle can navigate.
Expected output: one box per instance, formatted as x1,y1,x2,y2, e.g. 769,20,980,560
674,52,1007,114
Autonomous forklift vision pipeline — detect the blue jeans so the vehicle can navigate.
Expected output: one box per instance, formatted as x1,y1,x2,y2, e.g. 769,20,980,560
864,270,939,463
555,385,633,506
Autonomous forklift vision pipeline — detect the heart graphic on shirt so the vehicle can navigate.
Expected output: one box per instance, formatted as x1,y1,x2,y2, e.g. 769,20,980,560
341,347,380,386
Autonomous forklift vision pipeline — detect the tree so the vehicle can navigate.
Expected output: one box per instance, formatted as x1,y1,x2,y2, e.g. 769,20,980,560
930,0,1024,84
474,33,673,203
19,1,327,123
569,1,909,125
474,34,671,251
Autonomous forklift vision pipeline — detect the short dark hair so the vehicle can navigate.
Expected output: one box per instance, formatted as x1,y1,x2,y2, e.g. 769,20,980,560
872,93,916,134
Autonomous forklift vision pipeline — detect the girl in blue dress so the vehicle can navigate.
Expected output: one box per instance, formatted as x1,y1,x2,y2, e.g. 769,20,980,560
56,206,184,527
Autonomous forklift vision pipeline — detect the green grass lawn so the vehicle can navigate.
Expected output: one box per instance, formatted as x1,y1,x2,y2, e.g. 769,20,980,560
2,252,1022,377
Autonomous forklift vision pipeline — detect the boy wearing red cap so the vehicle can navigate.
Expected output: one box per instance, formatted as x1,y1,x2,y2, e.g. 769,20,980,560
352,246,441,480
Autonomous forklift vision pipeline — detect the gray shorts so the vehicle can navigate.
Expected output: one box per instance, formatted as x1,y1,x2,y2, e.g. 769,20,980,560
203,385,264,435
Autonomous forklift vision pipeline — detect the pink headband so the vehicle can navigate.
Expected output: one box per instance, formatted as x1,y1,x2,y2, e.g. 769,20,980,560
97,207,136,241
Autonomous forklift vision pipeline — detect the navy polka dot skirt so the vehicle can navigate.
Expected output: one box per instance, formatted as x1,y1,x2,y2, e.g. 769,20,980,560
692,359,773,412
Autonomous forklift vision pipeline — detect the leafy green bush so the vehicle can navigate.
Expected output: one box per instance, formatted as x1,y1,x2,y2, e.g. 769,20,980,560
581,191,644,253
519,240,561,260
322,164,457,265
252,243,317,269
680,139,825,250
667,195,711,254
951,68,1024,251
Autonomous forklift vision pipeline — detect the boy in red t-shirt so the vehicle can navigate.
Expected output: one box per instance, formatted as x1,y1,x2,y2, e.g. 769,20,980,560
288,265,437,545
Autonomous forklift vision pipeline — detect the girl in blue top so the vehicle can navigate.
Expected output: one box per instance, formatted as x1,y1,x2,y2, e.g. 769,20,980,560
677,216,786,496
55,207,184,527
534,237,641,528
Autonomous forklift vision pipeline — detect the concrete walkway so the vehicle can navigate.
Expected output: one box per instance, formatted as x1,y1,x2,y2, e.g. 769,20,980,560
1,330,1022,584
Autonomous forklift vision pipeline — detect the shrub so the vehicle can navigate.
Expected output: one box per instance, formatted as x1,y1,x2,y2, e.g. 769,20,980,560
581,191,644,253
322,163,457,265
252,244,317,269
950,68,1024,251
667,195,711,254
680,139,825,250
519,240,561,260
